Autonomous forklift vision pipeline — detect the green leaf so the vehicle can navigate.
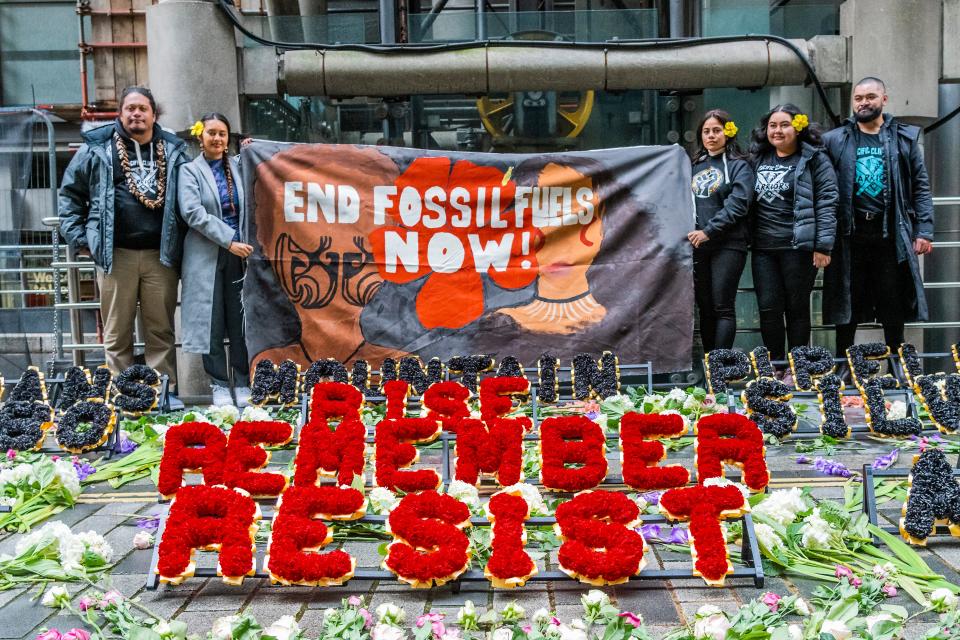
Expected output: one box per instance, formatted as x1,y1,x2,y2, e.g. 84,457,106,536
127,626,163,640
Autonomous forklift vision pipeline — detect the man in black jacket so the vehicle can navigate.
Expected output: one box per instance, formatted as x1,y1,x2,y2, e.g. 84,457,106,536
822,77,934,372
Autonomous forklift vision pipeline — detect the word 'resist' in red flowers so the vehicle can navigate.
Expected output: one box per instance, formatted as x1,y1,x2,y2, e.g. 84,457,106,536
368,157,539,330
453,417,525,486
485,491,537,587
422,381,472,431
694,413,770,491
554,490,647,585
539,416,607,491
157,485,258,585
222,420,293,497
293,382,368,487
157,422,227,498
266,485,365,586
659,484,748,586
479,377,533,430
384,490,471,588
619,412,690,490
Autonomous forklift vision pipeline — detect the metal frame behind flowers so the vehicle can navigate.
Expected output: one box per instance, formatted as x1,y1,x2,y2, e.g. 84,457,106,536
144,361,766,591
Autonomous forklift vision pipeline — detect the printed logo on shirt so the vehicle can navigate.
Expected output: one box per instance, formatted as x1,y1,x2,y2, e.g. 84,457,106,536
129,157,159,197
755,164,795,204
691,167,723,198
855,147,885,198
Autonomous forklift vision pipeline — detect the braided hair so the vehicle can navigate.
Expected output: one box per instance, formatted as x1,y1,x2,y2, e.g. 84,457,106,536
197,112,237,217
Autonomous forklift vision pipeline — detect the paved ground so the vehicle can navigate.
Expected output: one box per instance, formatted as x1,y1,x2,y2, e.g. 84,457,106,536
2,410,959,639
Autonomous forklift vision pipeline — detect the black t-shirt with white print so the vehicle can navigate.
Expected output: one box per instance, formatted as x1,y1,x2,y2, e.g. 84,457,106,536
753,151,800,250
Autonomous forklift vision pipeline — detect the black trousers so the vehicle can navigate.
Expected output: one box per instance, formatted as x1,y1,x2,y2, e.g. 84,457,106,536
693,247,747,351
751,249,817,361
202,250,250,387
835,240,907,356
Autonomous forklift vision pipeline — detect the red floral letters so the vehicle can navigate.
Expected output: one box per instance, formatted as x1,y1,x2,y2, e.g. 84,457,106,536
540,416,607,491
694,413,770,491
620,412,690,490
485,491,537,587
157,422,228,498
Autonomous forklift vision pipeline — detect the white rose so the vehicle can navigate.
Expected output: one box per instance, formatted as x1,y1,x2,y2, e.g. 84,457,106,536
133,531,155,550
929,588,959,612
864,613,895,634
492,628,513,640
368,487,400,514
582,590,610,608
532,608,552,624
446,481,480,508
372,624,406,640
695,605,722,619
787,624,803,640
500,483,547,515
793,599,812,617
693,614,730,640
557,624,588,640
240,405,273,422
666,388,687,403
263,615,301,640
753,488,809,526
886,401,907,420
211,615,240,640
0,496,16,507
457,600,478,626
41,585,70,608
753,523,783,551
820,619,851,640
154,621,172,637
376,603,405,625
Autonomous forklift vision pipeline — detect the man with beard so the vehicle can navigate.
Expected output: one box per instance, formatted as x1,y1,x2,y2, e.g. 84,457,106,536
822,77,934,379
59,87,189,408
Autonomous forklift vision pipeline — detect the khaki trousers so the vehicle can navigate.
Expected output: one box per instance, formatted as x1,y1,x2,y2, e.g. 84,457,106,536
98,248,179,386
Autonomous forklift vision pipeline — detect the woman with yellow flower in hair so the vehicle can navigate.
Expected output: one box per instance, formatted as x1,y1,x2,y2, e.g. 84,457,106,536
177,113,253,406
748,103,838,367
688,108,754,351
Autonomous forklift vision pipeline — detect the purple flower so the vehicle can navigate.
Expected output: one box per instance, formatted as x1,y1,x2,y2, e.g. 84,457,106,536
640,524,661,540
813,457,853,478
664,526,689,544
116,433,138,454
585,411,600,420
72,459,96,482
796,455,812,465
136,505,165,532
872,449,899,470
640,491,662,505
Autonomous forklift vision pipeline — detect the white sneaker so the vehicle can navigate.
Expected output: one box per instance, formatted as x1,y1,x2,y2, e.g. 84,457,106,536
235,386,252,409
211,384,234,406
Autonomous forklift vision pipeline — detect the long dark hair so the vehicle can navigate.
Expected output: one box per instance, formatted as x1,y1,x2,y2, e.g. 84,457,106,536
692,109,745,163
198,112,232,154
749,103,822,162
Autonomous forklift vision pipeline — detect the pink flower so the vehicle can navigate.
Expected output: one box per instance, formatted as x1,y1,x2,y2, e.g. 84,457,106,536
348,596,363,607
62,630,90,640
51,456,60,462
416,613,446,639
550,617,562,627
618,612,643,628
100,591,122,607
761,593,781,612
882,584,898,598
835,565,853,579
6,449,15,460
77,597,95,612
702,396,716,409
35,631,62,640
522,626,532,634
849,577,863,588
359,608,374,629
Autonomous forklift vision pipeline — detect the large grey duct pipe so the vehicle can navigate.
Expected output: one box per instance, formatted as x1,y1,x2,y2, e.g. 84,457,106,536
277,36,845,98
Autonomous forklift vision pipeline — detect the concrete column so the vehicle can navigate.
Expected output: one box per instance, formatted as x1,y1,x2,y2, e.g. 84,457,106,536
839,0,941,122
146,0,241,133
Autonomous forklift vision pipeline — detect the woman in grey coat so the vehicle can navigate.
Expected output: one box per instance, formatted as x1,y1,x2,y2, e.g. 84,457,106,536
177,113,253,406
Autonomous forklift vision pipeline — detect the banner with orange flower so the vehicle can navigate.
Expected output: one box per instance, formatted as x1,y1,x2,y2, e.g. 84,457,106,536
240,143,694,373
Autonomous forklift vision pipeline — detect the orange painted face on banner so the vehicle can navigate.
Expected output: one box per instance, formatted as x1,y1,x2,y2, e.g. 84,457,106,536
253,145,405,366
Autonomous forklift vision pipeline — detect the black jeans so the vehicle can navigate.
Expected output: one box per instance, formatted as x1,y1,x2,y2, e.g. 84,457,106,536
693,247,747,351
834,240,907,356
203,250,250,387
751,249,817,361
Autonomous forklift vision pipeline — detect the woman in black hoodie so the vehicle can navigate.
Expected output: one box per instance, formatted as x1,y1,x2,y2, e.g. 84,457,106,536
748,104,838,363
688,109,754,351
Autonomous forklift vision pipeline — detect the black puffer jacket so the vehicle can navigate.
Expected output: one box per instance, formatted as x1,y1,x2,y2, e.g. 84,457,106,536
749,141,838,253
691,152,754,251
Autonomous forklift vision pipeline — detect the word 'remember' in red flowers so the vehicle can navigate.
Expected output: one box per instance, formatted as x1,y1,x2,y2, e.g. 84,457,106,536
157,485,259,585
539,416,607,491
555,490,647,585
694,413,770,491
293,382,366,487
376,381,442,492
619,412,690,490
223,420,293,497
266,485,366,586
157,422,228,498
659,484,748,586
384,490,471,588
485,491,537,587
